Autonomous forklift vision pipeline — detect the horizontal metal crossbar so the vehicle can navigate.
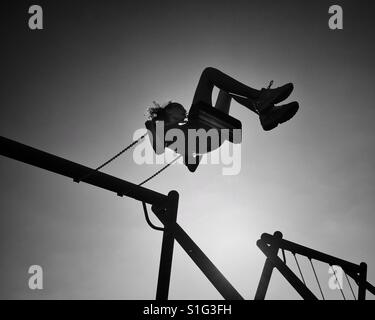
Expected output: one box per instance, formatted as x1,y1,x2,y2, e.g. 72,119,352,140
261,233,361,275
0,136,168,205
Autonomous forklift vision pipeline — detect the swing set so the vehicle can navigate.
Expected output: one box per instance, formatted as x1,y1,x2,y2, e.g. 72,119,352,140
255,231,375,300
0,91,374,299
1,135,374,300
0,135,242,300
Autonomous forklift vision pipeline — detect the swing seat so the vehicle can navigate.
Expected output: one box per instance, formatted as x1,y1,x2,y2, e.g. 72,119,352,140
188,101,242,144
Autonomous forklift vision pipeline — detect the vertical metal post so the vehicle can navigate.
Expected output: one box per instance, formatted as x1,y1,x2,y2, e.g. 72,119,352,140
254,259,275,300
358,262,367,300
254,231,282,300
156,191,179,300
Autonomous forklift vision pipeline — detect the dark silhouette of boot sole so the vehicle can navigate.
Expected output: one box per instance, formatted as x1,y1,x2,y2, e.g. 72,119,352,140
260,101,299,131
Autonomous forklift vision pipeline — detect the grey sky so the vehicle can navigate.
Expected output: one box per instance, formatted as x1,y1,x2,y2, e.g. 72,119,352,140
1,0,375,299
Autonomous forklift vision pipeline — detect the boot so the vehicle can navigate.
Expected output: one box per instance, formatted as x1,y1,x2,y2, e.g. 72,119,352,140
260,101,299,131
254,81,294,114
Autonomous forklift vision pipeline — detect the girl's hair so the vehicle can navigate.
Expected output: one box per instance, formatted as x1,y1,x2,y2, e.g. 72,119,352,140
147,101,168,121
146,101,187,121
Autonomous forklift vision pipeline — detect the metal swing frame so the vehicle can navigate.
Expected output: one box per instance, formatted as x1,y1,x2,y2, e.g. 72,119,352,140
0,135,243,300
2,134,374,300
255,231,375,300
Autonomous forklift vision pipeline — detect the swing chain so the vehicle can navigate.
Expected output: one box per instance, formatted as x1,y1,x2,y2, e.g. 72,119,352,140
309,258,325,300
281,248,286,264
74,133,147,183
293,252,306,286
267,80,274,90
72,129,181,232
330,264,346,300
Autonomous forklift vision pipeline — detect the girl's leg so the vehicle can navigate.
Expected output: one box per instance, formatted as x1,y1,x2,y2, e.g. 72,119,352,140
214,90,232,114
192,67,294,115
231,94,259,114
192,67,260,106
213,89,299,131
215,89,259,115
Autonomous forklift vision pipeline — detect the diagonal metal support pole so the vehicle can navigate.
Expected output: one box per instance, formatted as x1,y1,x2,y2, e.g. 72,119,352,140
257,238,318,300
152,204,244,300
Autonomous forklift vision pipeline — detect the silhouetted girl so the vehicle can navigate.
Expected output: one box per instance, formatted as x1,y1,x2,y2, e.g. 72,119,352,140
146,67,298,171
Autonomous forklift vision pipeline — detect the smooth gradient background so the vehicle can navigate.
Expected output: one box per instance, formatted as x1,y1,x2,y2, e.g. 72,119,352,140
1,0,374,299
